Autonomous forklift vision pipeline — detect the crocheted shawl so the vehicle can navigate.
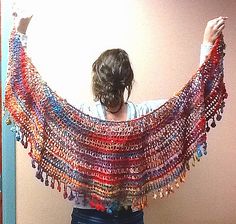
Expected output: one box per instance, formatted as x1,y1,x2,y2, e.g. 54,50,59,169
5,28,227,213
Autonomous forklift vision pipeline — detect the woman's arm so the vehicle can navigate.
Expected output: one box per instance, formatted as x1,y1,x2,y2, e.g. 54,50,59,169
143,17,228,113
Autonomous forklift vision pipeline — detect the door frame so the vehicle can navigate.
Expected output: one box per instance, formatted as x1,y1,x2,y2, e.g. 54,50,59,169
1,0,16,223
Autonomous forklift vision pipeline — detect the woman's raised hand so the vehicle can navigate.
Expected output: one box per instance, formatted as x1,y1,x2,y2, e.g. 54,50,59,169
16,15,33,34
203,16,228,45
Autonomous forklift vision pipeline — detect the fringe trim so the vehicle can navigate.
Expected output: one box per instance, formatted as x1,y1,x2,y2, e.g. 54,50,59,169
5,98,226,213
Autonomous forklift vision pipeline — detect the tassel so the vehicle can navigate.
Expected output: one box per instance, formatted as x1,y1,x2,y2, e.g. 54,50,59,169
100,204,106,212
23,137,28,148
16,131,21,141
153,192,158,199
68,189,75,201
51,178,55,189
197,149,202,157
35,166,42,179
31,159,36,168
220,101,225,113
95,203,101,211
45,175,49,186
175,179,180,188
166,184,174,196
95,202,106,212
180,174,185,183
36,170,42,179
89,200,96,208
40,172,44,182
141,195,147,208
110,200,119,211
186,161,190,170
192,155,196,167
206,122,210,132
63,184,68,199
197,144,203,158
203,142,207,155
106,208,113,214
220,107,224,113
28,144,33,157
210,117,216,128
165,189,169,196
195,153,200,162
159,188,164,198
74,192,80,204
216,112,222,121
57,180,61,192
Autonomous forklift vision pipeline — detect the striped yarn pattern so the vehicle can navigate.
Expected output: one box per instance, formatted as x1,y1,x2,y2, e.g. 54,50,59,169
5,29,227,213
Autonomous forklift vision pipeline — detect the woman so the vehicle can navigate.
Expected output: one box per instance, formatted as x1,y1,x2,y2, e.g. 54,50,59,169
10,15,227,224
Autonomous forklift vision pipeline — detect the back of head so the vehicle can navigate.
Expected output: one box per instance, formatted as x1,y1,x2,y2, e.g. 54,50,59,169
92,49,134,109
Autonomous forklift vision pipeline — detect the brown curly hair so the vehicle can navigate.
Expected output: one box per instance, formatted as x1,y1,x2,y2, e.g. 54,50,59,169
92,49,134,109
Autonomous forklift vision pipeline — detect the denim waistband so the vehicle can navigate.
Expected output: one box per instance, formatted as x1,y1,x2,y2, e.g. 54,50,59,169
71,208,144,224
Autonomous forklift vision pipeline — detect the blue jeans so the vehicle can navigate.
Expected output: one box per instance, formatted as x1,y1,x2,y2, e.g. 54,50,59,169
71,208,144,224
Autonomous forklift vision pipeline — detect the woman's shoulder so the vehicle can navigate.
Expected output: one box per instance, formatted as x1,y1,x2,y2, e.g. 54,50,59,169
130,99,167,110
127,99,167,117
77,101,105,119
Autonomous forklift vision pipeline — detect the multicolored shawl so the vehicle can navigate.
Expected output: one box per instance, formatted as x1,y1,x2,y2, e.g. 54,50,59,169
5,28,227,213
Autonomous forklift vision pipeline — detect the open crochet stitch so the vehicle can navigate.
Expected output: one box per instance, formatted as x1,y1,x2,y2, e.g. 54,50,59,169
5,28,227,213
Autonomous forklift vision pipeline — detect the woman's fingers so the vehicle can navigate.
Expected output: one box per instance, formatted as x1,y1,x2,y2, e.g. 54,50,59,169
210,16,228,27
215,19,225,28
203,16,228,44
215,17,227,28
215,17,227,36
215,16,228,22
217,24,225,34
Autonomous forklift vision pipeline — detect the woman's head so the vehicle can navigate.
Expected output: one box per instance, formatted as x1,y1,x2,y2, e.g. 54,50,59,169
92,49,134,109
